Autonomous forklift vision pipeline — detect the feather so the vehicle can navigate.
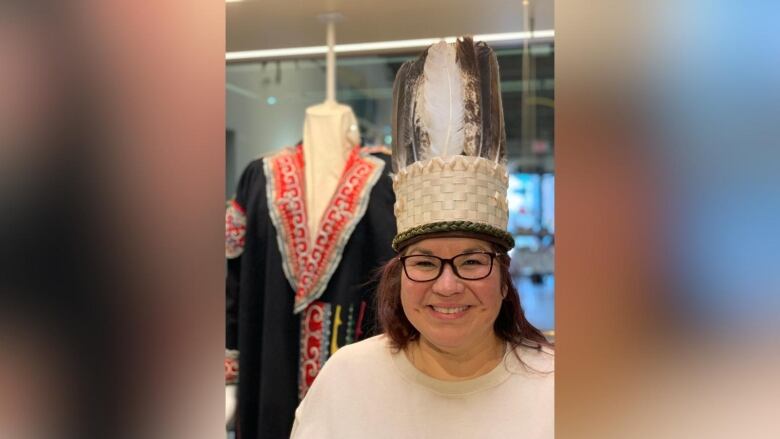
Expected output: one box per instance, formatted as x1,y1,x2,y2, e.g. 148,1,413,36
393,39,506,168
391,61,411,172
417,41,464,160
456,36,482,157
406,50,427,162
475,41,506,163
391,51,427,172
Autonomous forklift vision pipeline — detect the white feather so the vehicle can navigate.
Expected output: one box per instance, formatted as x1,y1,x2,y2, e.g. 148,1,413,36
420,41,464,160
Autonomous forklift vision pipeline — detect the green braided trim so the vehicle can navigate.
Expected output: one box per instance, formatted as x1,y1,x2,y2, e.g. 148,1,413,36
392,221,515,251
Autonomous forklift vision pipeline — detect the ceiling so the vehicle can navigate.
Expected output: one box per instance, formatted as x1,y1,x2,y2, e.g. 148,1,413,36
227,0,554,53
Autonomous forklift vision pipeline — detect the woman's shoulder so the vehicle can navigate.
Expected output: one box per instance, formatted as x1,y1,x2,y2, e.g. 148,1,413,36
321,335,394,372
334,333,390,354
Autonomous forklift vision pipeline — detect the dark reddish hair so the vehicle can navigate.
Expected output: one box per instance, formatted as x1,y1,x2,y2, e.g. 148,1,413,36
376,244,551,355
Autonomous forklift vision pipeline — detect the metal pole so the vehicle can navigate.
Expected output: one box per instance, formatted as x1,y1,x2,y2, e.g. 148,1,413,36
317,12,344,104
326,20,335,103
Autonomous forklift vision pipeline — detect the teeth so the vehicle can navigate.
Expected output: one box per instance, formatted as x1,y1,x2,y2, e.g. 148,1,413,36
431,306,468,314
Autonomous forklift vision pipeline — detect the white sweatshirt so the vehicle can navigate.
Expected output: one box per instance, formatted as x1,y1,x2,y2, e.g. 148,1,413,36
291,334,554,439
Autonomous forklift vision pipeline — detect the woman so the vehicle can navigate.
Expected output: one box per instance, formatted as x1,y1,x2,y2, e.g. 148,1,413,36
291,37,553,438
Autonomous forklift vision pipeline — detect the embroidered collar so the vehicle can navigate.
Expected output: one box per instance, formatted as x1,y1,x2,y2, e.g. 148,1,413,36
264,145,385,313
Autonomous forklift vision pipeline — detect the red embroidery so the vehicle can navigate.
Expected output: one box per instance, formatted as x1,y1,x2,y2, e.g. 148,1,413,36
225,200,246,259
225,356,239,384
299,301,326,398
268,149,308,288
265,145,384,312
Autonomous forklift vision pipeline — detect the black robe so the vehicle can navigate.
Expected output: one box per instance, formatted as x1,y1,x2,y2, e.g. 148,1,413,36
226,145,396,439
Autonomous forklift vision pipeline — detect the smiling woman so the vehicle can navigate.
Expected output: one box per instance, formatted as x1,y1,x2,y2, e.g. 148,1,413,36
290,38,553,439
401,239,507,373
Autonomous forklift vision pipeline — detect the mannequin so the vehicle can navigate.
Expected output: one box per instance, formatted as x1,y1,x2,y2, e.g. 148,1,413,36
301,100,361,239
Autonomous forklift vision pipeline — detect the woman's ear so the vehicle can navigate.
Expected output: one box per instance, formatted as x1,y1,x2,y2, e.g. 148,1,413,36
501,284,508,299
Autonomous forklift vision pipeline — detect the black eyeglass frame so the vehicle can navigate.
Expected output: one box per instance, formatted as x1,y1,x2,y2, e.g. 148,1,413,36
398,251,499,282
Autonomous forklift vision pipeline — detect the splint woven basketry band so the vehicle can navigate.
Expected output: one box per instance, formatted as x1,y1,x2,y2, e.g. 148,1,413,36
392,155,514,251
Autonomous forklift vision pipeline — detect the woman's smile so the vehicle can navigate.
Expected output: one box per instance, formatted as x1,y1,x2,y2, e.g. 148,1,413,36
426,304,472,319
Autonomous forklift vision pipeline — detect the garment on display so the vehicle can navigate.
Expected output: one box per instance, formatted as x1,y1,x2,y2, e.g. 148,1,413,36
225,141,395,438
225,18,397,438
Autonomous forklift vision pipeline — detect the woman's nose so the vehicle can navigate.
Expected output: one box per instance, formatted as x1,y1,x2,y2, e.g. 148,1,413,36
431,263,463,295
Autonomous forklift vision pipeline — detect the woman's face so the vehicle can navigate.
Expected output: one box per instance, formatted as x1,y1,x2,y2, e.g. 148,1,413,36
400,236,504,354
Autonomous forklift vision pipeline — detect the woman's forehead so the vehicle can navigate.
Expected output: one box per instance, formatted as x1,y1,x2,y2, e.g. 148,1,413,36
405,237,492,255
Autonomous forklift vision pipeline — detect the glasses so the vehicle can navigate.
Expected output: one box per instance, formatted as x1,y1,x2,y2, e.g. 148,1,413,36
399,252,498,282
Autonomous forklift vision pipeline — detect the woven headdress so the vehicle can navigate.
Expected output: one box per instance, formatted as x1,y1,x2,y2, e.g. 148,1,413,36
391,37,514,251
